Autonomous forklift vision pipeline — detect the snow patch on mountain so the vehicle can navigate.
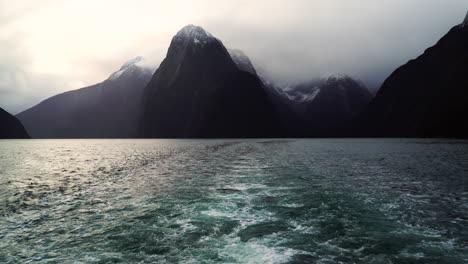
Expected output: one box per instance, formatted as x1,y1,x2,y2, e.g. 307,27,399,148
121,56,143,69
284,87,321,102
304,88,321,101
324,74,367,90
109,69,125,80
268,74,369,104
173,25,215,47
326,73,348,83
108,56,149,81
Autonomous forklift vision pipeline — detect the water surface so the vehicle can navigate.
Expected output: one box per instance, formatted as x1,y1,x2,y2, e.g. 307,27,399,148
0,139,467,263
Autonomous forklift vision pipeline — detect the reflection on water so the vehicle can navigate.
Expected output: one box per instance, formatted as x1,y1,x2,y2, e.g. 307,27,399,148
0,139,467,263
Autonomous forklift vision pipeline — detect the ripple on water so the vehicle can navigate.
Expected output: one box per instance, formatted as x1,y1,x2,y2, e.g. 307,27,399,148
0,139,467,263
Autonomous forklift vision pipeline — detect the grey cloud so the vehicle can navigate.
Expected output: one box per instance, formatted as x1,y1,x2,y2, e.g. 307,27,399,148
198,1,467,89
0,35,67,114
0,0,466,114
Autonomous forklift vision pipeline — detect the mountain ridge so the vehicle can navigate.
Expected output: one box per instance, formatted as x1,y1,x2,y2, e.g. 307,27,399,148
17,58,153,138
0,107,30,139
353,21,468,138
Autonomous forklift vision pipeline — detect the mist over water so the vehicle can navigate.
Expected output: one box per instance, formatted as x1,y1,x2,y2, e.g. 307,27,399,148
0,139,467,263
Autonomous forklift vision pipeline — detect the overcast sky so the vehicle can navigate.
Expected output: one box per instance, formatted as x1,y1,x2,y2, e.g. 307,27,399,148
0,0,466,114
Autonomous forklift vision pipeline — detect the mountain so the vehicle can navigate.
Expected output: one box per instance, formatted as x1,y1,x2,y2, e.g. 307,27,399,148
269,75,372,136
0,107,30,139
140,25,282,138
354,16,468,138
17,57,153,138
228,49,257,75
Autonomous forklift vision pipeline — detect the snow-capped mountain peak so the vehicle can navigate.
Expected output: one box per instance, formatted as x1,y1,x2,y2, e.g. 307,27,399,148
109,56,145,80
121,56,143,69
325,74,348,82
322,74,368,94
173,25,214,46
177,25,212,38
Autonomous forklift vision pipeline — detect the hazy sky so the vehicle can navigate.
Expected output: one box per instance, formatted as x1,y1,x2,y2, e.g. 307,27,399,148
1,0,466,114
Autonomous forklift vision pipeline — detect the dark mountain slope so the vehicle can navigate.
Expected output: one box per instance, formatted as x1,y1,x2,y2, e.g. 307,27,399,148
0,107,30,139
355,17,468,138
267,75,372,137
228,49,257,75
140,25,281,138
17,57,153,138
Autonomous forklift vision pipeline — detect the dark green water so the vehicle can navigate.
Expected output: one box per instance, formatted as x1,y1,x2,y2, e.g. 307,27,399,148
0,139,467,263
